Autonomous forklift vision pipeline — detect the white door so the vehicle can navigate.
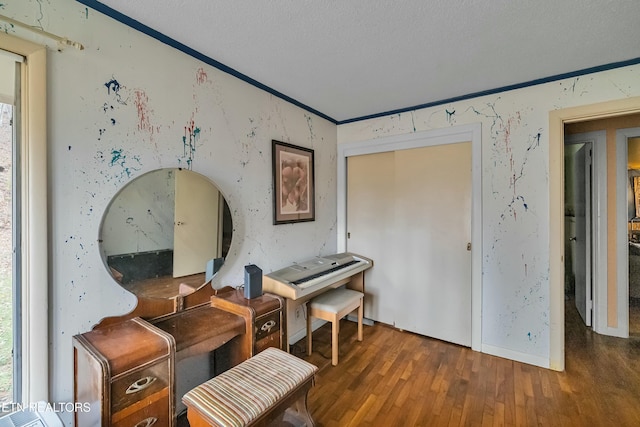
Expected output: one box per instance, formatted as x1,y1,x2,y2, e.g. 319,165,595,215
173,169,220,278
571,143,592,326
347,142,472,346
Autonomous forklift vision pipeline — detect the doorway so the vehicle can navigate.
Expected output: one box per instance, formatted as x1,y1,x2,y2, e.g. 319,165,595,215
550,97,640,370
619,128,640,337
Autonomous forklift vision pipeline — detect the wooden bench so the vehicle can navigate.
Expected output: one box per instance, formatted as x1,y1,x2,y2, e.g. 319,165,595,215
182,347,318,426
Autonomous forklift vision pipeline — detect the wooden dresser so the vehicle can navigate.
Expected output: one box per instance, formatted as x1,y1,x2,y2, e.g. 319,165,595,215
73,318,175,426
211,290,285,368
73,285,285,427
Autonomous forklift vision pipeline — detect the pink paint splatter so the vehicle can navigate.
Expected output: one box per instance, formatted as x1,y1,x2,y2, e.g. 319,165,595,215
133,90,154,135
196,68,208,85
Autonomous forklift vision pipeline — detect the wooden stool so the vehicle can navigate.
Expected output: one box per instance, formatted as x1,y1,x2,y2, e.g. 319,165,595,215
307,288,364,366
182,347,318,426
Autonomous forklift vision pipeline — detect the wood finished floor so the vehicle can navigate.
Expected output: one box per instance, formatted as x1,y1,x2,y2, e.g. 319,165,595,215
291,299,640,427
179,299,640,426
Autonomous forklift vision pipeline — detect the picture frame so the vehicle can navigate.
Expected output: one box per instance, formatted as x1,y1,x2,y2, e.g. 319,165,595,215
272,140,315,224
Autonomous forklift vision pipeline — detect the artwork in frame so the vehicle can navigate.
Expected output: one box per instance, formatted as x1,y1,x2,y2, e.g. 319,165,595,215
272,140,315,224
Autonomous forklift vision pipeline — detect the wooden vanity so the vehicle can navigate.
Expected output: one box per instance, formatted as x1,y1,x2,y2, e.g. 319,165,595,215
73,281,285,426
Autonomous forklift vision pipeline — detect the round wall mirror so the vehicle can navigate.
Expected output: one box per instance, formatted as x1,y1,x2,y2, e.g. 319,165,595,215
99,168,233,299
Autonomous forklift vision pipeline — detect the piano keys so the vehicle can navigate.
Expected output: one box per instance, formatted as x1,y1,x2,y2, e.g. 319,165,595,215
263,252,373,301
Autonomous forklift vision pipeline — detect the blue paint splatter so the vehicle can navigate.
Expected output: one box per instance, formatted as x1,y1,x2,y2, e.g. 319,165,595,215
111,118,116,125
110,149,123,166
446,109,456,123
102,148,142,178
104,79,120,95
181,120,200,169
527,332,532,340
104,78,127,105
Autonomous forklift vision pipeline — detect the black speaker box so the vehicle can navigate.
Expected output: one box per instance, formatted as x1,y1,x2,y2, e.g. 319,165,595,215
244,264,263,299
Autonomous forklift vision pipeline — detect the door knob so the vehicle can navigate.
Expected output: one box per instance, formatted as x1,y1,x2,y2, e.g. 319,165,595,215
466,242,471,251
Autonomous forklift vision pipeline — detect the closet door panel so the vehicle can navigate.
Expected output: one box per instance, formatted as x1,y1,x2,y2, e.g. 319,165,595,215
346,142,472,347
347,152,397,325
394,142,472,346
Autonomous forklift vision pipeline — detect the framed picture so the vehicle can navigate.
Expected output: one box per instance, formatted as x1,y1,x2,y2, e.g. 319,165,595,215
272,140,315,224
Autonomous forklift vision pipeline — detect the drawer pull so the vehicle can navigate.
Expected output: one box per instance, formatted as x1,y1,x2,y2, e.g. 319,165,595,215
260,320,276,333
134,417,157,427
126,376,157,394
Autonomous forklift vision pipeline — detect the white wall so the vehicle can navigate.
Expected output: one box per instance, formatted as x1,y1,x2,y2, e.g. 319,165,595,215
2,0,337,418
338,65,640,366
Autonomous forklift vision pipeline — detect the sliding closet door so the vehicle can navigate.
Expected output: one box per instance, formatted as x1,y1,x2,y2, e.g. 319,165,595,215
347,142,472,346
347,152,397,324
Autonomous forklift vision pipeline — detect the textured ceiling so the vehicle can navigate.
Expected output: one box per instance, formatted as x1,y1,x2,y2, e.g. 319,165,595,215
92,0,640,123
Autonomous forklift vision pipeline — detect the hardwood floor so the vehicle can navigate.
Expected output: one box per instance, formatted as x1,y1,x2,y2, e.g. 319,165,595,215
178,300,640,426
293,300,640,427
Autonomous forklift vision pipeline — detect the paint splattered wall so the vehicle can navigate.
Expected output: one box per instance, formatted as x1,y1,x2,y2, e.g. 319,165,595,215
2,0,337,417
338,66,640,365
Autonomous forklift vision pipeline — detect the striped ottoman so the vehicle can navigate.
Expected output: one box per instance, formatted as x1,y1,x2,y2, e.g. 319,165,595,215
182,347,318,427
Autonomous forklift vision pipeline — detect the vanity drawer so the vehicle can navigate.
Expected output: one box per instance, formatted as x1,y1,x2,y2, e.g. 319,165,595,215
254,311,280,342
255,332,281,354
111,360,170,414
112,392,170,427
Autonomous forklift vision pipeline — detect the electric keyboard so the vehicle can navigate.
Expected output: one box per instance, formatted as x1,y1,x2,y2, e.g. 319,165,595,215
262,253,373,301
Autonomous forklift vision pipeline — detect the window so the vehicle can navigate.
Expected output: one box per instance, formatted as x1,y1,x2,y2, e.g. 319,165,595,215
0,49,21,405
0,37,48,405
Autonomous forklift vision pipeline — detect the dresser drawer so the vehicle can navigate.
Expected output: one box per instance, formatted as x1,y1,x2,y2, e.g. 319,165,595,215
254,311,280,342
111,360,170,414
255,332,281,353
112,392,170,427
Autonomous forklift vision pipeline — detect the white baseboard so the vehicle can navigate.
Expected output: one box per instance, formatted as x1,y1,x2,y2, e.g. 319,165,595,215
481,343,550,369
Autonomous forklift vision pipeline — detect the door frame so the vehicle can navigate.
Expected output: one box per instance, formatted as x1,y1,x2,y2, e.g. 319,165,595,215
549,96,640,371
616,126,640,338
337,123,482,351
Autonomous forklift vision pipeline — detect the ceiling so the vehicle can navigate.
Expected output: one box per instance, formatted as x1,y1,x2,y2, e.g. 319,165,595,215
91,0,640,123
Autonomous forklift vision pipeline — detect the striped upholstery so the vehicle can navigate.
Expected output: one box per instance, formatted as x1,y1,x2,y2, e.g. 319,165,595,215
182,347,318,427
